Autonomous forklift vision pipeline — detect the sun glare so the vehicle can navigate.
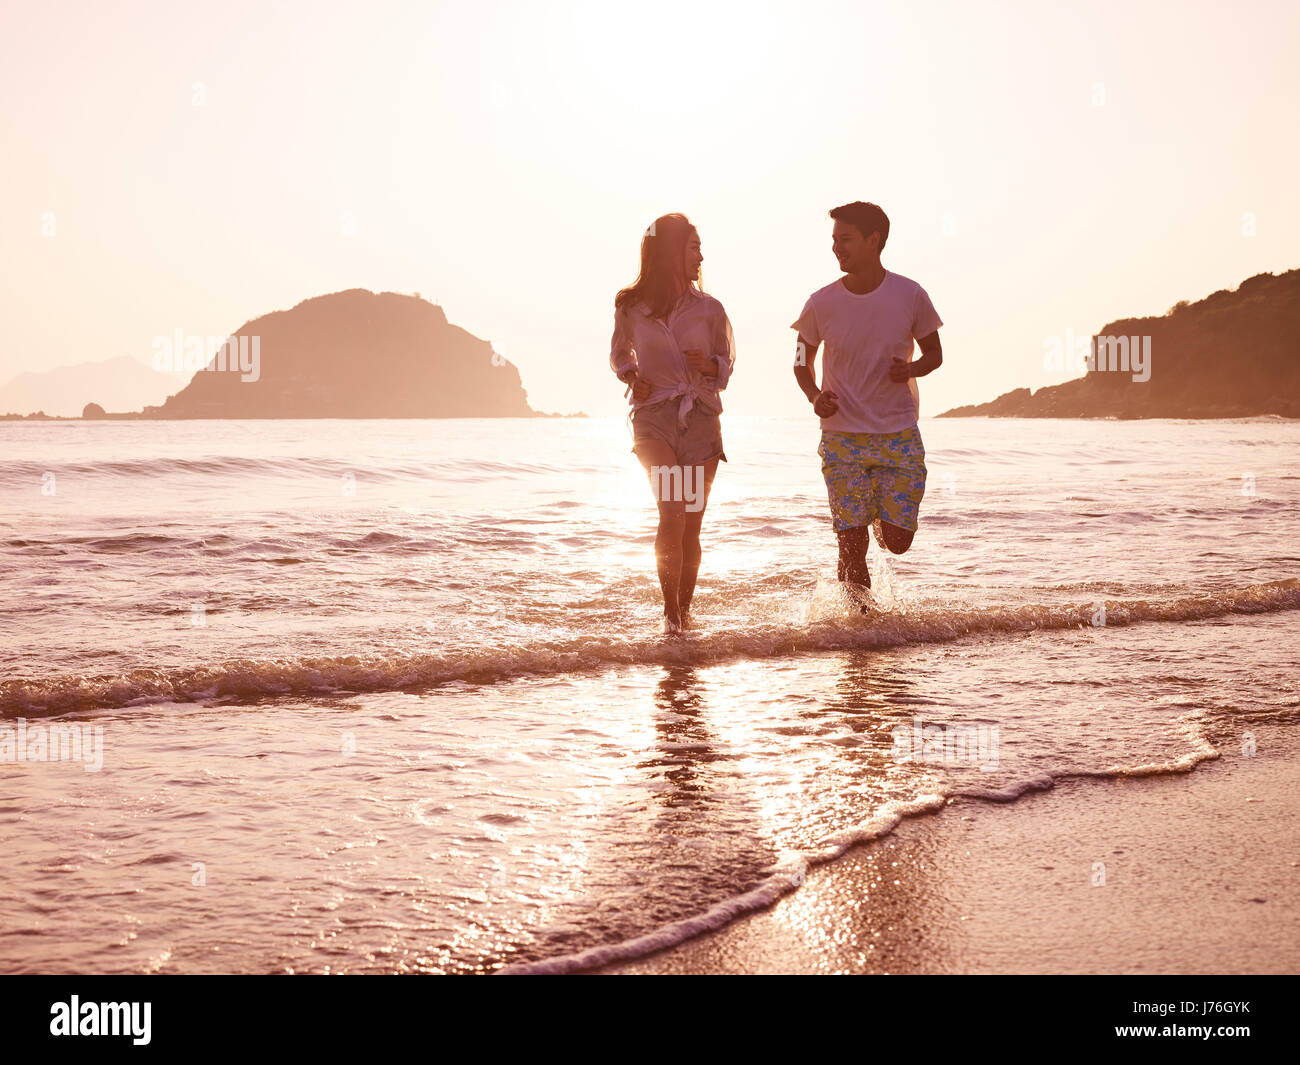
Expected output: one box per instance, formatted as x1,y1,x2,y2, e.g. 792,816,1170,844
569,0,777,117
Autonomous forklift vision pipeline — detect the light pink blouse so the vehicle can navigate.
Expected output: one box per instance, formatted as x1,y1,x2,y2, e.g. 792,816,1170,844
609,287,736,427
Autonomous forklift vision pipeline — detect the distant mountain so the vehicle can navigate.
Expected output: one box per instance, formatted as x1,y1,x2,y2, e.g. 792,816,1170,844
0,356,178,418
940,268,1300,418
90,290,536,419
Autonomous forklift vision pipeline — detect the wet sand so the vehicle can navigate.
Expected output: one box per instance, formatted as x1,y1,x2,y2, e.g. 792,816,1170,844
598,724,1300,974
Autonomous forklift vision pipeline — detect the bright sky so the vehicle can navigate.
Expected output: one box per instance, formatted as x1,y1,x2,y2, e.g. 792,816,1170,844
2,0,1297,416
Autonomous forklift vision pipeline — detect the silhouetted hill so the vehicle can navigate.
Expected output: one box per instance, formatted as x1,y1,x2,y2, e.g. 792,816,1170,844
129,290,536,419
0,355,177,418
940,269,1300,418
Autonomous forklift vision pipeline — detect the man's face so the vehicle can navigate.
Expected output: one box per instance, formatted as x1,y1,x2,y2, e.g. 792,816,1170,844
832,220,877,273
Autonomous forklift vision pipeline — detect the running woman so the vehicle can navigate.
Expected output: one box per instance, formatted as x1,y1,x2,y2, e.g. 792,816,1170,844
610,213,736,633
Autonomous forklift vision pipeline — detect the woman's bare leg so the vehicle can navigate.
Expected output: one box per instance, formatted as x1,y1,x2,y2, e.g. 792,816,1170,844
636,439,687,628
678,458,719,624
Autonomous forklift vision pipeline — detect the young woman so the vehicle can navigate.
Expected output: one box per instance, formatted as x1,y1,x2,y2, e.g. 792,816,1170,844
609,213,736,634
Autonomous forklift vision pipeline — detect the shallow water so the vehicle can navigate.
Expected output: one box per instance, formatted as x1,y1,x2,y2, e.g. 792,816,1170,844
1,416,1297,972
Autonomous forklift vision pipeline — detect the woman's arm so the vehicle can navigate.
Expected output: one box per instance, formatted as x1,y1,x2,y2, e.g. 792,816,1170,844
611,302,653,400
684,303,735,385
710,304,735,390
610,302,637,379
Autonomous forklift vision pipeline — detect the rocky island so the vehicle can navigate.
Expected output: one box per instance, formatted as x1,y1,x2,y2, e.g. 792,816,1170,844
940,268,1299,419
80,289,540,419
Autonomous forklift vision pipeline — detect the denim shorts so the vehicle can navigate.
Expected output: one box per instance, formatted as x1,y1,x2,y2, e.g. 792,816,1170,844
631,401,726,466
818,425,927,532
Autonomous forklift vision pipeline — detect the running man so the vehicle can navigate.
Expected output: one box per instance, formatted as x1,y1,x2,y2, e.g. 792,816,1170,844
791,201,944,605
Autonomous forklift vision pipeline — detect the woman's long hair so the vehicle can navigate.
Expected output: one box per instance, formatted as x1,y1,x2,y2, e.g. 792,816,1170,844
615,213,699,320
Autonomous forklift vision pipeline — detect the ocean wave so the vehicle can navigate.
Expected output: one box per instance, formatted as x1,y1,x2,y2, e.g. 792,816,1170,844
3,578,1295,718
5,528,454,557
0,455,568,482
500,792,949,974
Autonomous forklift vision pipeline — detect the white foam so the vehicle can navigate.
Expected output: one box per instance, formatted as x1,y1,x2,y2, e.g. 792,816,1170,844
502,716,1228,975
498,793,948,975
4,578,1296,717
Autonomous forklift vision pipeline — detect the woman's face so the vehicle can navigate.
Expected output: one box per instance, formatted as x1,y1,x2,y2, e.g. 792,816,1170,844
683,232,702,282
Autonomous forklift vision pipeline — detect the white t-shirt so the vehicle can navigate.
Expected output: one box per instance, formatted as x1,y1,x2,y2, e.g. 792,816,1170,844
791,271,943,434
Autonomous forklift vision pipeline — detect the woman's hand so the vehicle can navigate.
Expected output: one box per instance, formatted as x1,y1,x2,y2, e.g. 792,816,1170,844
621,371,653,402
683,349,718,378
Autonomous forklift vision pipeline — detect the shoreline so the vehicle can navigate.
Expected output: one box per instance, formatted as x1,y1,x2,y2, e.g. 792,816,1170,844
595,724,1300,975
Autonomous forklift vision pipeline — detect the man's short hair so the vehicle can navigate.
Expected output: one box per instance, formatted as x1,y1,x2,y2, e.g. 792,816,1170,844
829,201,889,252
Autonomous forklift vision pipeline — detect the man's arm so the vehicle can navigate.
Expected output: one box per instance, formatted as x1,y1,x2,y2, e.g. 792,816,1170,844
890,331,943,381
793,335,820,402
793,335,839,417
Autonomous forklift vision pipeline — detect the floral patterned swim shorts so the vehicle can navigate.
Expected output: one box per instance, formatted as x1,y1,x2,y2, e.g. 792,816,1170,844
818,425,927,533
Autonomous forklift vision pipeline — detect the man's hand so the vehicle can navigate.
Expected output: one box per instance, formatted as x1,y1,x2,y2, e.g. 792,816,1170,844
683,349,718,378
910,332,943,378
813,390,839,418
889,357,914,382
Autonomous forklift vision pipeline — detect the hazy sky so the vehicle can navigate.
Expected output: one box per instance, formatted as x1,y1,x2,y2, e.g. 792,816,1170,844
3,0,1297,417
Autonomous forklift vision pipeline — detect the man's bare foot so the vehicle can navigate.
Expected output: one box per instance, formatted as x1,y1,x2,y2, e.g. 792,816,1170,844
663,615,682,635
842,580,874,614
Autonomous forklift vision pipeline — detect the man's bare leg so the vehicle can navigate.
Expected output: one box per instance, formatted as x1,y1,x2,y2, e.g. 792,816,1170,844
836,525,872,610
873,517,915,554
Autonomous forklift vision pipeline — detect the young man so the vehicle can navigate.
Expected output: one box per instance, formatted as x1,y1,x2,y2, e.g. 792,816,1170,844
791,201,944,606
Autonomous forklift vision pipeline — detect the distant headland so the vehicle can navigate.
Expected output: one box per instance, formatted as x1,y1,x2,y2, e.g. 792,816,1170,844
940,268,1300,419
3,290,580,420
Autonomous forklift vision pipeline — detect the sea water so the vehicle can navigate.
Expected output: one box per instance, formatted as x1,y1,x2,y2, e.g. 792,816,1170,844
1,416,1296,972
